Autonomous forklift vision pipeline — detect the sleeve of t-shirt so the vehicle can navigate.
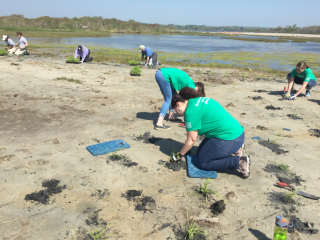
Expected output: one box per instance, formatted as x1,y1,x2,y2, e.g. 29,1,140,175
184,113,201,132
304,71,311,82
291,69,296,78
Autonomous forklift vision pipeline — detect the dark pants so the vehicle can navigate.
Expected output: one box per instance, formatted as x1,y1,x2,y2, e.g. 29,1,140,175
150,52,158,65
81,50,92,62
287,73,317,89
196,132,245,171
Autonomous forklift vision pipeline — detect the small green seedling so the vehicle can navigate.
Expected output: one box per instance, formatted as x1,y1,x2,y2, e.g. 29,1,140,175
88,222,116,240
140,128,145,139
225,71,229,77
198,179,222,203
276,160,291,174
284,190,300,205
271,130,283,144
185,66,189,72
66,56,78,63
0,49,7,56
197,69,201,74
55,77,82,84
70,226,80,240
242,73,248,79
110,151,121,159
128,60,137,65
130,66,142,76
185,207,208,239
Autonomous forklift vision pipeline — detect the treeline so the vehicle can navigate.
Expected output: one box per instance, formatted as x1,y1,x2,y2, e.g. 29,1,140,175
267,24,320,34
0,15,174,33
168,24,269,32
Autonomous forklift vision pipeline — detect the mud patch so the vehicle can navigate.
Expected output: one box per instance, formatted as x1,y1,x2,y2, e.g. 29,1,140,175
91,189,110,201
253,89,268,93
210,200,226,215
259,140,288,155
288,216,319,235
121,190,156,213
165,160,186,171
107,154,138,167
25,179,66,204
257,125,267,130
266,191,298,205
287,114,303,120
0,154,15,163
263,163,304,185
309,129,320,138
251,96,263,100
135,132,160,144
266,105,282,110
85,209,107,226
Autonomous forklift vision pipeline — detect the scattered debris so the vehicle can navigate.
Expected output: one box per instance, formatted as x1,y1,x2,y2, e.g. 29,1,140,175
0,155,15,163
135,132,160,144
252,137,260,140
287,114,303,120
107,154,138,167
210,200,226,215
85,209,106,226
91,189,110,201
251,96,263,100
257,125,267,130
309,129,320,138
226,102,234,107
266,105,282,110
263,164,305,185
121,190,156,213
288,216,319,235
283,128,291,131
25,179,66,204
253,89,268,93
190,216,220,224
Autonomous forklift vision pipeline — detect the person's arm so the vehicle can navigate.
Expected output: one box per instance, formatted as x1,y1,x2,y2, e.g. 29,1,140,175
74,48,78,59
287,77,295,94
295,81,308,96
19,40,28,49
146,56,150,65
180,131,198,155
141,54,144,64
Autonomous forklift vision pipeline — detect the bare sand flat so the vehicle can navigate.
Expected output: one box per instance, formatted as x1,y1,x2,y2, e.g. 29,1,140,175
0,57,319,240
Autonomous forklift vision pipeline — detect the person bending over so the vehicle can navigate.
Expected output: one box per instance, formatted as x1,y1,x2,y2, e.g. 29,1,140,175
155,68,205,130
14,32,28,56
74,45,93,63
170,87,250,179
139,45,159,66
285,61,317,99
2,35,17,55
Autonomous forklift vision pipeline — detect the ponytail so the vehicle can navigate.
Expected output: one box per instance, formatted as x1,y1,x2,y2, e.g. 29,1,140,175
195,82,205,96
171,87,205,109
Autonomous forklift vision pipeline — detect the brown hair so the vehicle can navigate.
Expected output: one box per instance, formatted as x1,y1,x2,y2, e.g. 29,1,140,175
195,82,205,96
297,61,310,69
16,31,22,36
171,87,205,109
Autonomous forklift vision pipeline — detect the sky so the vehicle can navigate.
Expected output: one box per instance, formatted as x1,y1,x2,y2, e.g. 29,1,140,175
0,0,319,28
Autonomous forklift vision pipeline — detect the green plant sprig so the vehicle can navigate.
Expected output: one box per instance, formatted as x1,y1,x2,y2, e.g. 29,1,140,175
198,179,223,203
185,207,208,239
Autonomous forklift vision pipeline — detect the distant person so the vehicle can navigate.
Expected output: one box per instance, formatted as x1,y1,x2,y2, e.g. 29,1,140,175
14,31,28,56
139,45,159,66
170,88,249,179
2,35,17,55
154,68,205,130
74,45,93,63
285,61,317,99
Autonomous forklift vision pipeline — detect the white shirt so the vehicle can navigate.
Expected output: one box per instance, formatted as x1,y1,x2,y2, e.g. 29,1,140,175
5,38,15,46
18,36,27,48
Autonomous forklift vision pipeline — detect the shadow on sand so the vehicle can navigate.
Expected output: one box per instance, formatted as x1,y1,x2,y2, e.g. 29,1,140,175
248,228,271,240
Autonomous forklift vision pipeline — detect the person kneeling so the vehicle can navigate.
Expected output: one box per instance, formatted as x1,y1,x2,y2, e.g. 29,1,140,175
74,45,93,63
2,35,17,55
170,88,250,179
14,31,28,56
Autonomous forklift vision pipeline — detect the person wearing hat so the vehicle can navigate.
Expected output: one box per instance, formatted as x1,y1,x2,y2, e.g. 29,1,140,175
14,31,29,56
74,45,93,63
139,45,159,66
2,35,17,55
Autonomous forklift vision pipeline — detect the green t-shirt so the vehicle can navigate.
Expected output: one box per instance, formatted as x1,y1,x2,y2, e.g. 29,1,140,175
160,68,195,90
184,97,244,140
291,68,317,82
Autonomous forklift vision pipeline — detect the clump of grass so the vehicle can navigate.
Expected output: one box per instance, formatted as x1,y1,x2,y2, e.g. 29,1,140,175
128,60,137,65
140,128,145,139
198,179,222,203
0,49,7,56
110,151,122,159
55,77,82,84
185,207,208,239
284,190,299,205
242,73,248,78
225,71,229,76
88,222,116,240
276,160,290,173
271,130,283,144
66,56,78,63
197,69,201,74
185,66,189,72
130,66,142,76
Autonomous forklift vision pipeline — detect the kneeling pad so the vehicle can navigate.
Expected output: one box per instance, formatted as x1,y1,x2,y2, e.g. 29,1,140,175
86,139,130,156
186,155,218,179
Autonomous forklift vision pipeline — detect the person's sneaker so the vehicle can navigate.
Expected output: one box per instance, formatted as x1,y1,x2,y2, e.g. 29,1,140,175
154,124,171,130
305,91,311,97
239,155,251,179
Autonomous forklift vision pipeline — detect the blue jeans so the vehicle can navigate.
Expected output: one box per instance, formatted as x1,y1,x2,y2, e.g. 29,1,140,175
155,70,177,117
287,73,317,90
196,132,245,171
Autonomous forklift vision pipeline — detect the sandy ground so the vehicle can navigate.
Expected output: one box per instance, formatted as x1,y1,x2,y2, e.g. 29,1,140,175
0,56,320,240
213,32,320,38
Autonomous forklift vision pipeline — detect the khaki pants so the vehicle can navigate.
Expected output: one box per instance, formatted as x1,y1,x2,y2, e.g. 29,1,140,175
15,48,26,56
7,46,18,56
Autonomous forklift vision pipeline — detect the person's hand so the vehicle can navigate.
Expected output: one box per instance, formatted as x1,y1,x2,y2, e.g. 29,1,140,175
79,60,83,63
286,94,296,100
170,152,183,162
145,64,148,67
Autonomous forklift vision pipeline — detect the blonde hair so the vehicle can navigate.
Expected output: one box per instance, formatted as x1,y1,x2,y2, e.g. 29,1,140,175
297,61,310,69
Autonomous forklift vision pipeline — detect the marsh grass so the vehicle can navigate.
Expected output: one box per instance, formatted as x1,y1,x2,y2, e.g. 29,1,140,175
271,130,283,144
128,60,137,65
88,222,116,240
222,36,320,43
198,179,223,203
0,49,7,56
130,66,142,76
284,190,300,205
185,207,208,239
140,128,145,139
66,56,79,63
55,77,82,84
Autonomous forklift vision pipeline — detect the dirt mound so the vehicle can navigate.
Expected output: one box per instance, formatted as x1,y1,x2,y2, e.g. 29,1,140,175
266,105,282,110
210,200,226,215
122,190,156,213
257,125,267,130
287,114,303,120
25,179,66,204
288,216,319,235
165,160,186,171
309,129,320,138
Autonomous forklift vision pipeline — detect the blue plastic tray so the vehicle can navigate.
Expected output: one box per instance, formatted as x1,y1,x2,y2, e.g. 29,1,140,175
186,155,218,179
86,139,130,156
